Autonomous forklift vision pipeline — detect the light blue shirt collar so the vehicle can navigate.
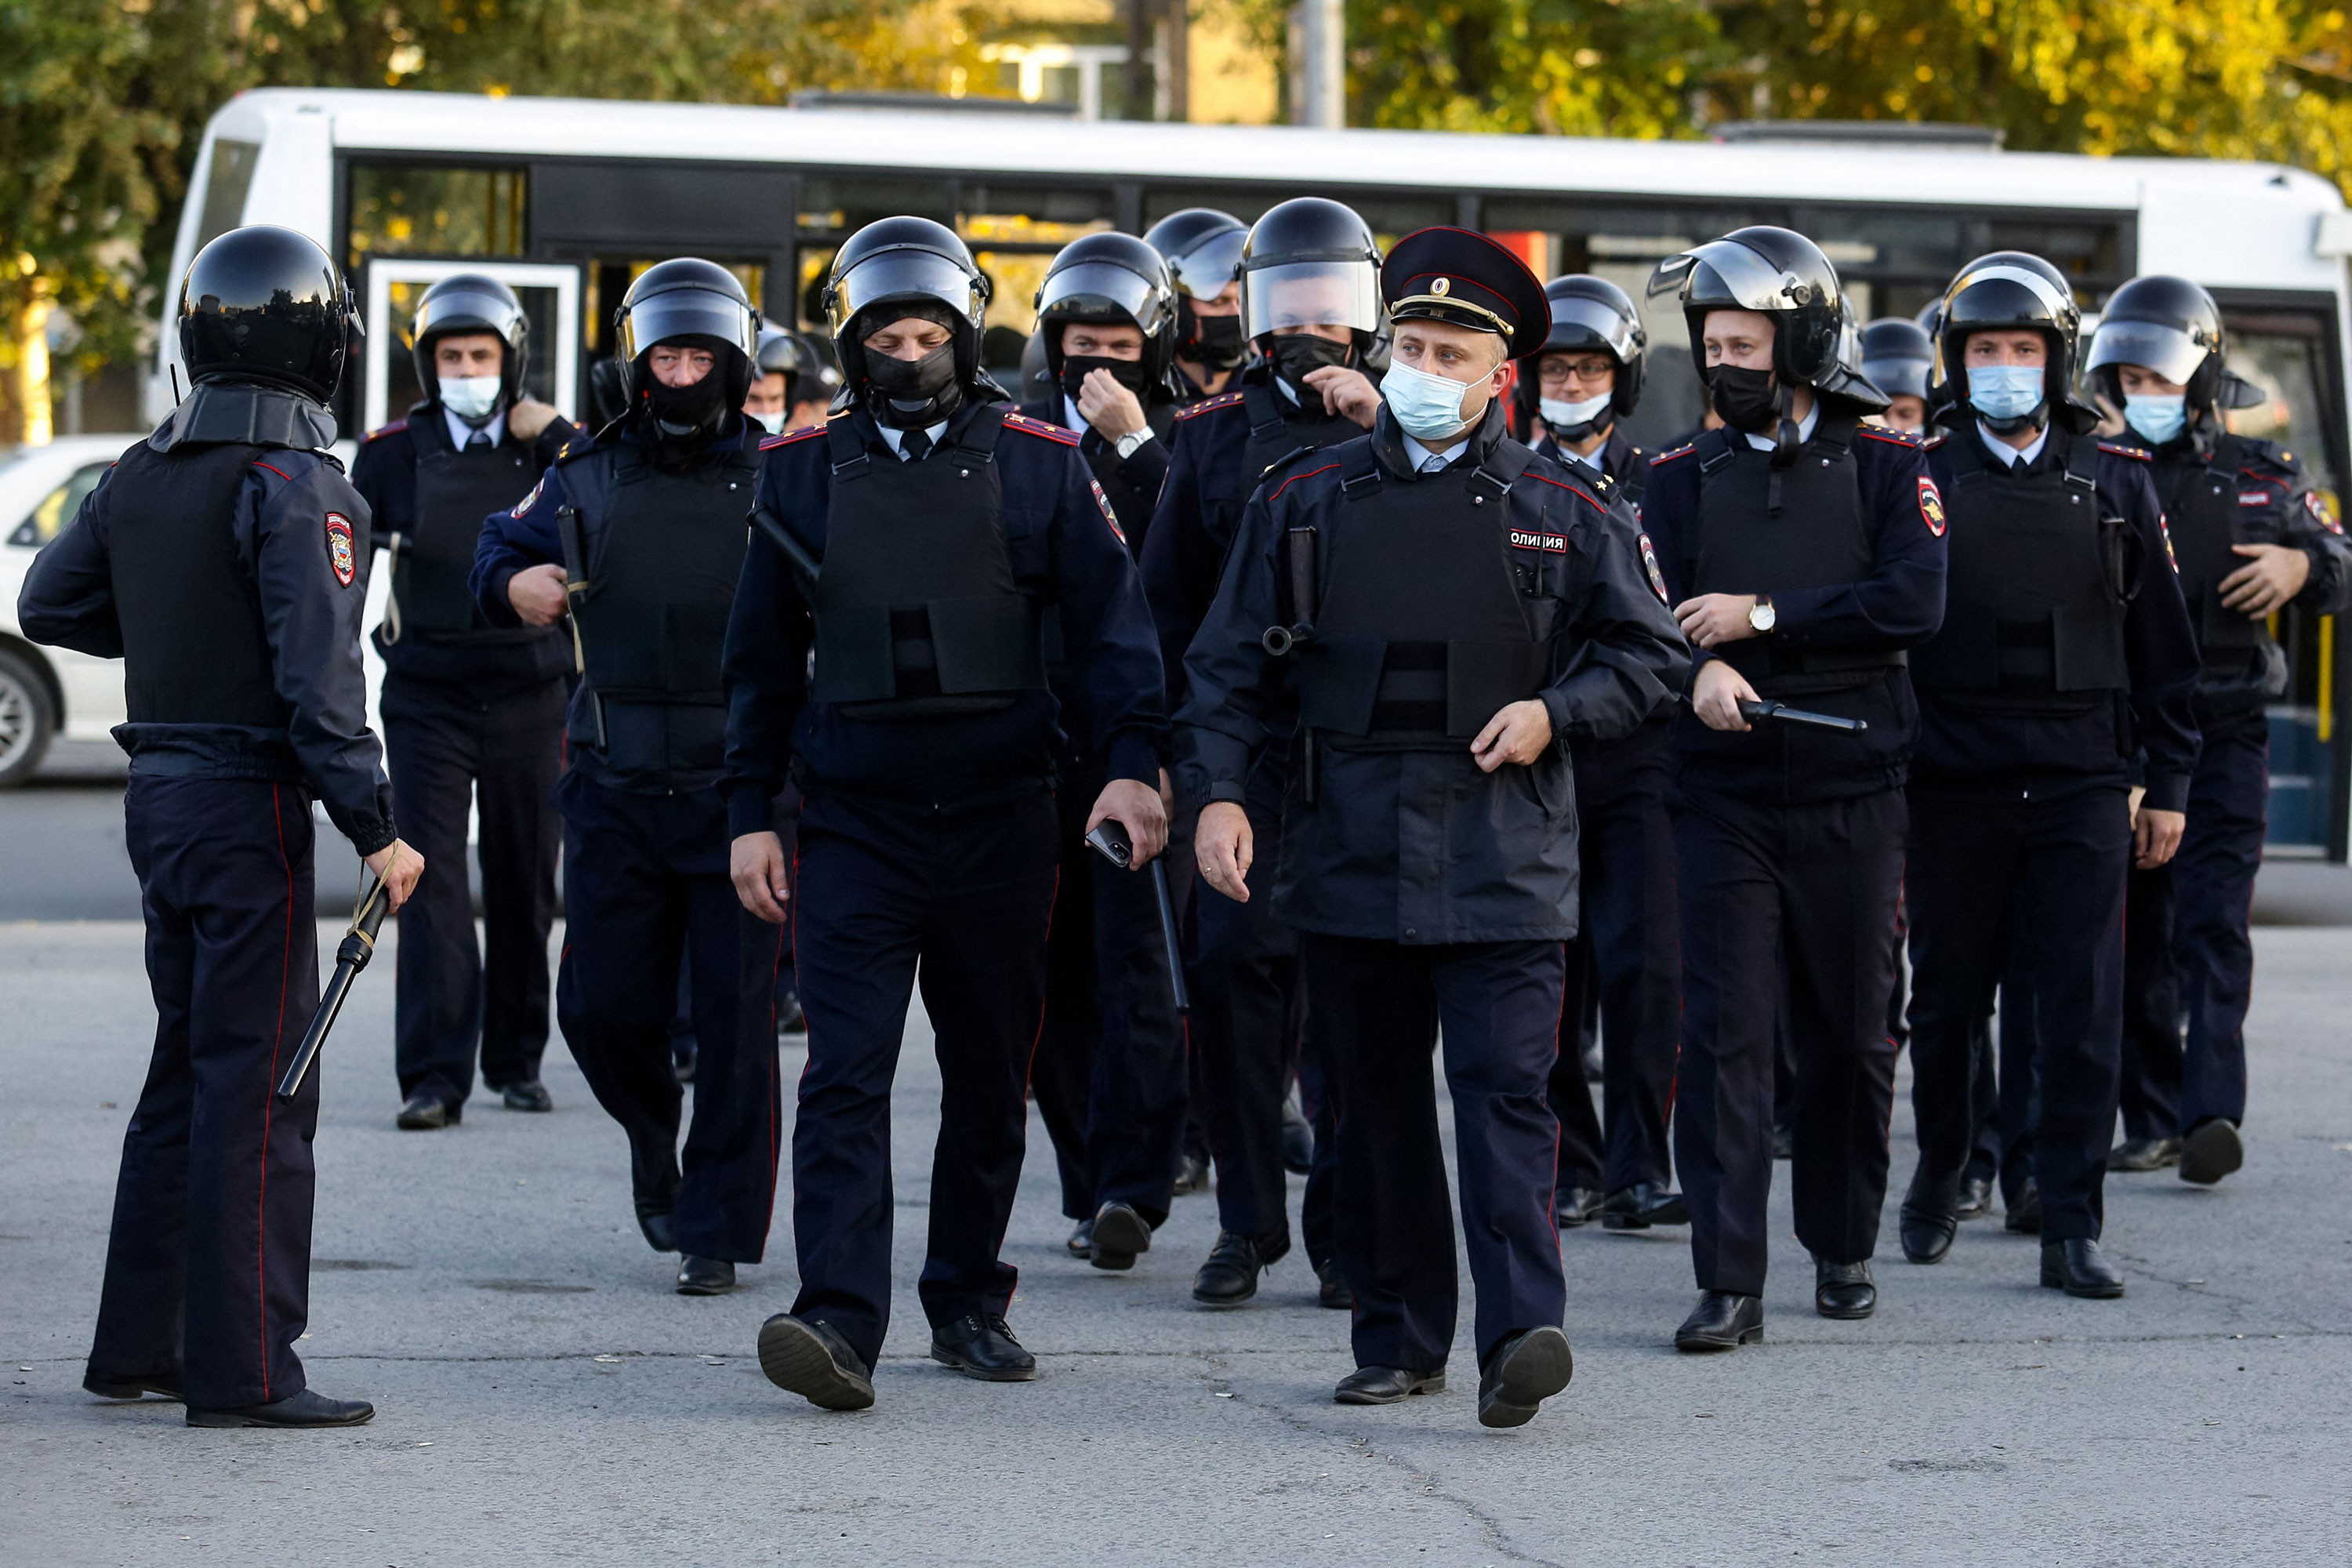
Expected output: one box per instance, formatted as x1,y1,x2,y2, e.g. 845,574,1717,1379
1977,420,2049,467
445,406,506,450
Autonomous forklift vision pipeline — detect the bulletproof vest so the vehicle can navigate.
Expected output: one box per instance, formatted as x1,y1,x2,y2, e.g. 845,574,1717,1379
808,407,1047,720
1243,380,1363,486
575,443,759,775
103,441,289,728
393,427,543,641
1297,438,1547,750
2158,433,2270,662
1692,418,1906,698
1910,429,2130,697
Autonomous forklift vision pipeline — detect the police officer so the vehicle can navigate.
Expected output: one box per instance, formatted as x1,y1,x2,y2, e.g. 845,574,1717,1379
724,218,1168,1410
1639,227,1944,1350
470,259,783,1298
1515,274,1684,1231
1145,208,1252,402
746,327,841,437
1015,232,1191,1269
20,226,422,1427
351,274,574,1129
1859,318,1936,434
2085,277,2352,1184
1898,252,2201,1298
1141,197,1385,1311
1182,227,1687,1426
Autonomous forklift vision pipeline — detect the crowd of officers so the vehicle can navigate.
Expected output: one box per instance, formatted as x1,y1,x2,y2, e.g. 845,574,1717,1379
20,182,2347,1431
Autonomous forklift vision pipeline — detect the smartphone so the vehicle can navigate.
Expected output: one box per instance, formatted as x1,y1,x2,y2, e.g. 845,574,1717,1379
1083,820,1134,870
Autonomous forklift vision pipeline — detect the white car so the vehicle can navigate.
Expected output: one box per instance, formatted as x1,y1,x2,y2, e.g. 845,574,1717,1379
0,436,140,784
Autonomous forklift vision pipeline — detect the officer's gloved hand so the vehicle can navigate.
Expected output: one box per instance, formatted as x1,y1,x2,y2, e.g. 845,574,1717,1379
508,399,562,443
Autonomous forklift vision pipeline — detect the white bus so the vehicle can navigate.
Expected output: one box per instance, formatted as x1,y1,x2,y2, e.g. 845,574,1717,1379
154,87,2352,851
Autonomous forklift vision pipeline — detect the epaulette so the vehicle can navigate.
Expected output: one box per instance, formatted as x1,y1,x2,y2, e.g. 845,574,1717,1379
1000,411,1080,446
361,419,408,444
1922,432,1947,450
551,437,605,468
1856,426,1923,448
2099,440,2152,462
1649,442,1697,466
758,425,828,452
1174,390,1245,422
1526,470,1609,513
2235,437,2299,474
1265,457,1343,504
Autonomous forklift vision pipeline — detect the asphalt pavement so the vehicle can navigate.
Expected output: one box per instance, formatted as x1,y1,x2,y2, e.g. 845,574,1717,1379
3,890,2349,1565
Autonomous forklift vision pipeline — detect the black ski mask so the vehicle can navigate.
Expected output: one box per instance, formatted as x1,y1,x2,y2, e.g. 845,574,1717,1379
864,341,962,428
1268,333,1353,397
1709,365,1781,434
642,368,731,436
1060,354,1151,405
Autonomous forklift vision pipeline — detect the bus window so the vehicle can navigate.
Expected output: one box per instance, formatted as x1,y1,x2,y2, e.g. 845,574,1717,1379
796,176,959,333
348,165,527,267
377,278,566,419
194,140,261,255
958,183,1115,348
583,260,764,361
1142,186,1449,248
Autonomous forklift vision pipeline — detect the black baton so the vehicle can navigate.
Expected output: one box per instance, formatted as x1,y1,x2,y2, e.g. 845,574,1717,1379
274,876,391,1102
1738,698,1868,732
1083,821,1189,1014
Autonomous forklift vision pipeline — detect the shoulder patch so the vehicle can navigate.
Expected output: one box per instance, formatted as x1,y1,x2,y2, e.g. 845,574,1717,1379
2307,489,2343,535
1001,411,1081,446
1918,476,1947,537
1508,528,1569,554
2099,440,2152,463
1174,390,1246,423
1637,532,1670,604
325,511,357,587
1857,425,1922,447
362,419,408,444
1087,477,1127,545
1650,443,1696,466
509,477,546,518
759,425,828,452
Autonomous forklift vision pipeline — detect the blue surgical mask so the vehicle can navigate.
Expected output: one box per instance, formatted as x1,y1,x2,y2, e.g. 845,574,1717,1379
438,375,502,423
1966,364,2045,423
2124,393,2187,446
1381,358,1479,444
752,410,786,436
1540,392,1612,434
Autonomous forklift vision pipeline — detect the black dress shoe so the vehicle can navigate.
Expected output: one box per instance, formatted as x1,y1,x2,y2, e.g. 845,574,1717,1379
1674,1291,1764,1352
1477,1326,1573,1428
2180,1119,2244,1185
1954,1176,1995,1219
1065,1218,1094,1258
1555,1186,1605,1228
1171,1152,1212,1196
1088,1201,1152,1271
1899,1195,1958,1265
395,1090,457,1130
635,1203,677,1254
1334,1365,1446,1404
1193,1230,1287,1308
676,1254,735,1294
2109,1135,2183,1172
1814,1257,1877,1319
930,1314,1039,1381
2003,1181,2043,1234
758,1314,875,1410
1602,1182,1689,1230
2041,1238,2125,1298
499,1079,553,1113
187,1388,374,1428
1314,1256,1353,1310
84,1370,181,1402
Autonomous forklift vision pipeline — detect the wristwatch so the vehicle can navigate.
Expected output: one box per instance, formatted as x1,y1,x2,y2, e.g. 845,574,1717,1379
1748,594,1777,634
1114,428,1155,461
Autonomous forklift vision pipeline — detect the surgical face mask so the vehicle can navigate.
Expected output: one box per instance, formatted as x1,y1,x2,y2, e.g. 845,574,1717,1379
751,410,786,436
1966,364,2046,424
1708,365,1780,434
437,375,501,423
2124,393,2188,446
1381,358,1480,444
1540,392,1613,437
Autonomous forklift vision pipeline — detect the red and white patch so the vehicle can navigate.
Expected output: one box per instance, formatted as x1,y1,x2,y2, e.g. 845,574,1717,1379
1089,477,1126,545
325,512,357,587
2159,515,2180,574
2239,488,2275,509
1638,532,1670,604
1918,476,1947,537
510,478,545,519
2306,490,2342,535
1509,528,1568,554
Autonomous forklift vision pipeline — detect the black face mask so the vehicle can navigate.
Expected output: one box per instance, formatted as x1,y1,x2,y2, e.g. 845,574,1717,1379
1269,333,1353,395
1184,305,1247,369
641,369,730,436
863,342,962,428
1709,365,1781,434
1060,354,1151,405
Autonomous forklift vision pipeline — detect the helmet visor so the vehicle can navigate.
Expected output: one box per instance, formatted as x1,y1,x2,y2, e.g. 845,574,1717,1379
1860,353,1932,401
619,289,757,361
413,286,524,348
1243,260,1380,339
1040,261,1171,336
1546,294,1639,361
2084,318,2209,385
1167,228,1246,299
1649,238,1823,311
833,249,985,334
1946,263,2073,328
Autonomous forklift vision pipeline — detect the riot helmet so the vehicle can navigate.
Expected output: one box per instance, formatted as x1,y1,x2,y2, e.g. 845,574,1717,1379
1018,329,1056,408
1933,250,2092,433
753,327,844,411
1516,274,1647,438
408,273,529,414
823,216,993,419
178,225,360,404
1145,207,1249,369
2084,274,2246,416
1033,231,1178,404
1648,226,1847,390
1857,318,1934,402
613,258,760,431
1239,198,1383,354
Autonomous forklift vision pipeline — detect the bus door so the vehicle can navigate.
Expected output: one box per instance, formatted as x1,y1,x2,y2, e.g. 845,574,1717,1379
358,259,583,435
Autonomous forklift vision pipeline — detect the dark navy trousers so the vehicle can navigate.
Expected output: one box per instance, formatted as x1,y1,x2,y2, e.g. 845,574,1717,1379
788,789,1060,1372
1305,933,1566,1373
91,778,321,1410
380,671,564,1109
554,771,783,1262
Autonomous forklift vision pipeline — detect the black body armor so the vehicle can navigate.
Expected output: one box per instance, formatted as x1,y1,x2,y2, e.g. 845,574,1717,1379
396,437,543,640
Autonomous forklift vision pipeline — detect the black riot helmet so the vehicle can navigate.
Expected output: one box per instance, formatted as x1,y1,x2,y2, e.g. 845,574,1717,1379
1933,250,2093,431
1515,274,1647,433
1857,318,1935,402
823,216,993,394
1145,208,1249,368
2083,274,2256,416
1648,226,1849,390
1239,198,1384,354
614,258,760,408
1018,328,1055,407
753,327,844,410
1034,231,1178,386
178,224,360,404
408,273,528,409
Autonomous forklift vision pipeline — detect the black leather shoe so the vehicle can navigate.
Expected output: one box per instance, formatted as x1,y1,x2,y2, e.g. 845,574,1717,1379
1899,1195,1958,1265
1555,1186,1605,1228
2109,1135,2183,1172
187,1388,374,1428
1088,1201,1152,1271
1814,1257,1877,1319
2041,1238,2125,1298
2180,1119,2244,1185
1171,1152,1211,1196
1334,1365,1446,1404
1477,1326,1573,1428
2003,1181,2043,1234
499,1079,552,1113
775,990,806,1037
84,1370,181,1402
676,1255,735,1294
395,1090,457,1130
1193,1230,1287,1308
1602,1182,1688,1230
1280,1096,1314,1175
930,1314,1038,1381
758,1314,874,1410
1315,1256,1353,1310
1674,1291,1764,1352
1065,1218,1094,1258
635,1202,677,1254
1954,1177,1995,1219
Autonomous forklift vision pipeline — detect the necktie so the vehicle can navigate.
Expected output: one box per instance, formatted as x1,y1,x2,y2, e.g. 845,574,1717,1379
466,432,492,452
901,429,933,463
1421,452,1447,474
